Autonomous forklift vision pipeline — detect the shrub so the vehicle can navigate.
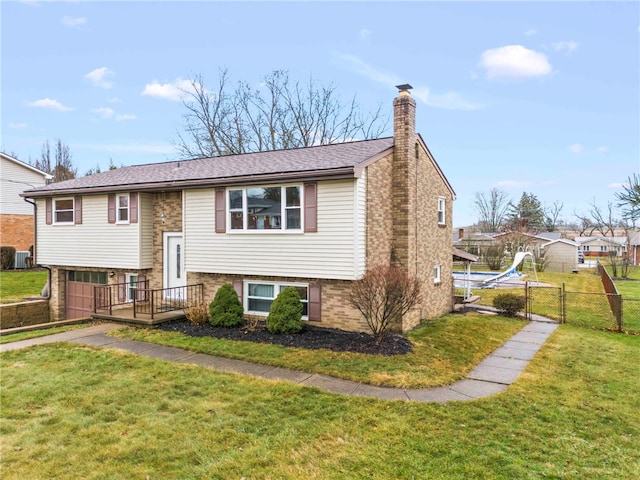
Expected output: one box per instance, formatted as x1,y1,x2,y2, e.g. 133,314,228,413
266,286,304,334
493,293,525,317
348,265,422,344
0,246,16,270
209,283,244,327
185,302,209,325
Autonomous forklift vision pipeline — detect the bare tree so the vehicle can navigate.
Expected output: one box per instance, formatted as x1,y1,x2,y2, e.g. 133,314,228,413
348,265,422,345
616,174,640,223
573,212,598,237
34,139,77,182
176,69,388,158
543,201,564,231
473,188,510,232
589,200,620,237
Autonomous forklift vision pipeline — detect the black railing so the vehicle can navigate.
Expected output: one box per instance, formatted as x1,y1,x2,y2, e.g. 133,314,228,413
94,282,203,320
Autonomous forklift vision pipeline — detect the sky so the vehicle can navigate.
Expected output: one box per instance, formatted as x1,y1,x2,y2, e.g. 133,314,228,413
2,0,639,227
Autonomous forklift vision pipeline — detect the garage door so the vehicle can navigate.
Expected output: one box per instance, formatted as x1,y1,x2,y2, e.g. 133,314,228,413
66,271,108,319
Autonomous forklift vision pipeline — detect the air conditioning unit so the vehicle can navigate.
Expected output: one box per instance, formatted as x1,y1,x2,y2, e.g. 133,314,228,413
14,251,30,269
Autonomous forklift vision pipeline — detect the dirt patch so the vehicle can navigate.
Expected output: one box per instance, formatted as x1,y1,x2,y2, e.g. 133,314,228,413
156,320,412,356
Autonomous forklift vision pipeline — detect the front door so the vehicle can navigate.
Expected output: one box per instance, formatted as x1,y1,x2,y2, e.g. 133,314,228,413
164,233,186,293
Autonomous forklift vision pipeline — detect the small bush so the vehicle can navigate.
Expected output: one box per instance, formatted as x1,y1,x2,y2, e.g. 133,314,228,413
185,302,209,325
0,246,16,270
493,293,525,317
266,286,304,334
209,283,244,327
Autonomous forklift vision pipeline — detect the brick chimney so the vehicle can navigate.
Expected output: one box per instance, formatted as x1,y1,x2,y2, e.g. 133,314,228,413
392,84,417,273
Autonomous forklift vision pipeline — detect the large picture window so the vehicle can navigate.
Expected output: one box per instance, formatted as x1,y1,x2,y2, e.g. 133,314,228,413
54,198,74,224
228,185,302,231
245,281,308,318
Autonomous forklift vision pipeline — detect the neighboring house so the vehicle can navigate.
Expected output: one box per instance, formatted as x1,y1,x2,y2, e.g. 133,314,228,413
21,85,456,333
453,229,500,257
541,238,580,273
575,236,627,258
454,229,564,261
629,230,640,265
0,153,52,257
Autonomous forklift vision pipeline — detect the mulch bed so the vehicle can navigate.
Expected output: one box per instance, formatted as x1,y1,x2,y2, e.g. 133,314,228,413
156,320,413,356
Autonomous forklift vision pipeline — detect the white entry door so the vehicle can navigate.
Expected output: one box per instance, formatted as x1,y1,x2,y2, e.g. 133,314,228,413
164,233,186,291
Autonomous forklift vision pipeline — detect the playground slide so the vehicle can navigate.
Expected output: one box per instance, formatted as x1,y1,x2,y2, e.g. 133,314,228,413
480,251,533,285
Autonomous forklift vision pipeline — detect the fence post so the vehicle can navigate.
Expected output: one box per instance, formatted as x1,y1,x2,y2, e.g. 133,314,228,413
524,281,529,320
561,282,566,324
616,295,623,332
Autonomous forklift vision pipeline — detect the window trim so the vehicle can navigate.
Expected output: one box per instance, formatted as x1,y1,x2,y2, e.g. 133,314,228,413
434,265,442,284
116,194,130,224
227,185,304,233
244,280,309,319
437,196,446,225
53,197,75,225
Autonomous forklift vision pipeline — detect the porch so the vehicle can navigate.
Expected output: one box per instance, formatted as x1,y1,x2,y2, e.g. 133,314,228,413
93,282,204,326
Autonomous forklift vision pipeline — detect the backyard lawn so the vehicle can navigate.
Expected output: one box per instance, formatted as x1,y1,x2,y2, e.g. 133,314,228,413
0,270,48,304
1,324,638,479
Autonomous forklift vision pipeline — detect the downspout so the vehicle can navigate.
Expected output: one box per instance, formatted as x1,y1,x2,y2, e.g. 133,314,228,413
23,196,50,299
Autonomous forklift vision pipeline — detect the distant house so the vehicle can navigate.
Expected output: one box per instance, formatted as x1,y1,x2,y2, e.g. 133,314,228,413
541,238,580,272
629,230,640,265
575,236,627,258
0,153,52,258
454,228,565,262
22,86,456,332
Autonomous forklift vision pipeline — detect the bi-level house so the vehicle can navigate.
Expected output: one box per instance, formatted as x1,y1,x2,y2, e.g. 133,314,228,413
22,85,455,332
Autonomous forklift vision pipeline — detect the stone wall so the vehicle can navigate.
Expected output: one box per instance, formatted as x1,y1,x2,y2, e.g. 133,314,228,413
0,214,34,252
0,300,50,329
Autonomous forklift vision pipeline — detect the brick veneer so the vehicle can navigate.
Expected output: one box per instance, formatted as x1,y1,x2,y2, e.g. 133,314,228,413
0,214,34,251
149,191,184,290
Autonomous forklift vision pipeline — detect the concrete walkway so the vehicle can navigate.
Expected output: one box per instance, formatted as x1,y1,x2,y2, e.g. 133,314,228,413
1,320,559,403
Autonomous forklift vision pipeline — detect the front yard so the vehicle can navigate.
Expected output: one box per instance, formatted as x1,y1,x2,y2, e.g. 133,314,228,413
1,324,638,479
0,270,47,304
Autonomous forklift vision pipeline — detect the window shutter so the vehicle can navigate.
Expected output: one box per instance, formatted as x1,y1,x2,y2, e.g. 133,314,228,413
117,274,125,302
308,284,321,321
233,280,243,305
74,196,82,224
304,183,317,233
130,193,138,223
215,188,226,233
45,198,52,225
108,194,116,224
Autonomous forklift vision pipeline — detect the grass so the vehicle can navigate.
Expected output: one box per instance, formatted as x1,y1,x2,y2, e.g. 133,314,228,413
111,313,527,388
0,323,89,344
1,325,638,479
0,270,48,304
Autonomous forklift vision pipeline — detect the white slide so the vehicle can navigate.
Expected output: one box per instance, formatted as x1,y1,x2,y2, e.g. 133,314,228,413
480,251,533,285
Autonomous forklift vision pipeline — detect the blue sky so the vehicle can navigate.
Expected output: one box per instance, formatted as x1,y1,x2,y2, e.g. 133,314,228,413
2,0,639,227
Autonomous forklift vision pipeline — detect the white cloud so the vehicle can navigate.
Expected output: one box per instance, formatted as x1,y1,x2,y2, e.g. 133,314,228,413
27,98,74,111
551,40,579,55
108,97,122,103
479,45,552,80
62,15,86,28
596,146,609,153
608,182,624,189
569,143,584,154
337,53,481,110
360,28,372,39
141,78,197,101
8,122,28,129
92,107,136,121
524,29,537,36
85,67,115,89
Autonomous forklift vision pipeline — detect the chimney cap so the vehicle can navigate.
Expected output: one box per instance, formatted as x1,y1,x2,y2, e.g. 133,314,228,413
396,84,413,93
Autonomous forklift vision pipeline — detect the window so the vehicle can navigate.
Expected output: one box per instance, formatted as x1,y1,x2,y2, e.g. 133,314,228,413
54,198,74,224
434,265,441,284
228,185,302,231
68,270,107,284
583,246,590,252
437,197,446,225
245,281,308,318
600,246,608,252
126,273,138,302
117,194,129,223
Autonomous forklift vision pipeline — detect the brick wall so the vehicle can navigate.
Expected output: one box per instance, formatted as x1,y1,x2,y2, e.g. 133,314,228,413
0,214,34,251
149,191,183,289
0,300,50,329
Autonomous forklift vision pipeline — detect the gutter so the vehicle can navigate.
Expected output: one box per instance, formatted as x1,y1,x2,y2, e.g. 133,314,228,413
23,196,50,299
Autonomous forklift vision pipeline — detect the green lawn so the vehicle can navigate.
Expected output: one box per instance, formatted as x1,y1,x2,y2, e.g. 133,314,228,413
0,323,89,344
0,270,48,304
1,325,638,479
112,313,527,388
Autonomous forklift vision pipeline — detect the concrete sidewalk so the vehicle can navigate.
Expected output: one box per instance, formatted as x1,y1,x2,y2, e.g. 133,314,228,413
1,320,559,403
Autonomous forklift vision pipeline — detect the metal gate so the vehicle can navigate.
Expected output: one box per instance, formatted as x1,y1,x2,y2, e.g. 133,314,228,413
526,283,563,322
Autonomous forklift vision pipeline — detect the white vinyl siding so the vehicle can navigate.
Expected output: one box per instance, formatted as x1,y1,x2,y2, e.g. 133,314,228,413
36,194,153,269
0,155,49,215
355,172,367,277
185,179,364,280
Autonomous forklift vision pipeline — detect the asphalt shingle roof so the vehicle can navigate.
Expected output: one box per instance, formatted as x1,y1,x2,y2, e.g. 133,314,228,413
23,137,394,196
